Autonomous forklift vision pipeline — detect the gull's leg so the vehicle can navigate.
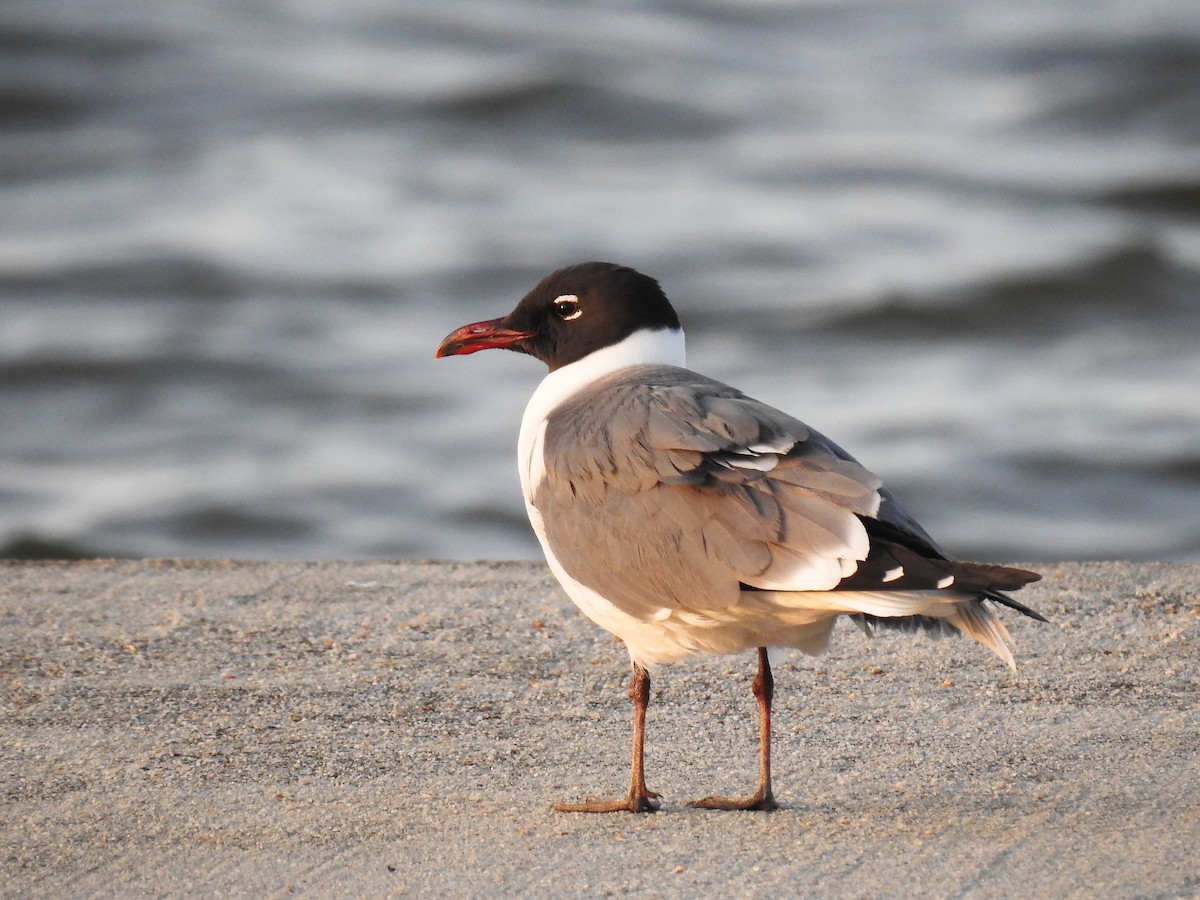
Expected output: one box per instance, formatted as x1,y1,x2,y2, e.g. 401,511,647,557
554,661,661,813
691,647,779,811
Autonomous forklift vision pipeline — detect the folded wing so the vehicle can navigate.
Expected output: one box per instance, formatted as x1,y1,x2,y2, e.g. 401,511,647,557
538,367,1003,607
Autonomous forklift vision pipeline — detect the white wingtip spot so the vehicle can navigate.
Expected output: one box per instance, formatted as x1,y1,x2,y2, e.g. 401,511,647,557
726,454,779,472
936,575,955,589
882,566,904,582
748,438,793,455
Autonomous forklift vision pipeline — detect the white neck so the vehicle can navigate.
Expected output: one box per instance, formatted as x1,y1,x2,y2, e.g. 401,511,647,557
518,326,685,501
529,326,684,425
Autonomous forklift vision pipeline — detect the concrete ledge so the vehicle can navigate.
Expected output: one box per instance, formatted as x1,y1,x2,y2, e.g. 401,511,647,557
2,560,1197,896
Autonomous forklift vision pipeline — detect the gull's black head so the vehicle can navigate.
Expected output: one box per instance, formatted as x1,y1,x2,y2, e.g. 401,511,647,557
436,262,681,371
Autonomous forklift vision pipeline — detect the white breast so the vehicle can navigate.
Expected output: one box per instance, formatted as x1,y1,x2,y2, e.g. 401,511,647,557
517,327,686,657
516,326,685,509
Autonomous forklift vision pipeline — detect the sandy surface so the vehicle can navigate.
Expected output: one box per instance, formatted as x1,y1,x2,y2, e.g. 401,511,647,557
1,559,1197,897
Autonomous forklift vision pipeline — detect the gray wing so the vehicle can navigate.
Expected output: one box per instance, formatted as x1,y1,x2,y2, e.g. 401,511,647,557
534,365,887,618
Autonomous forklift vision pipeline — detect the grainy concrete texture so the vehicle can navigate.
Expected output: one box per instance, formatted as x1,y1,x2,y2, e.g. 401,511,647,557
1,559,1196,898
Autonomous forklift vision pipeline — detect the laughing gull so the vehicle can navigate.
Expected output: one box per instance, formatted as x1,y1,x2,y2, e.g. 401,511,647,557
436,261,1044,813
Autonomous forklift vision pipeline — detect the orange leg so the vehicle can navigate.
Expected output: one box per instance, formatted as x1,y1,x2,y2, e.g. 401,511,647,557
690,647,779,811
554,662,661,813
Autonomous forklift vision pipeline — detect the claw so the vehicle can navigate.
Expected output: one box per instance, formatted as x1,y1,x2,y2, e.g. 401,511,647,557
554,791,661,813
689,790,778,812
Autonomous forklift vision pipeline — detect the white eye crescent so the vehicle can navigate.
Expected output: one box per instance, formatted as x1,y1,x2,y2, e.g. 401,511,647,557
553,294,582,321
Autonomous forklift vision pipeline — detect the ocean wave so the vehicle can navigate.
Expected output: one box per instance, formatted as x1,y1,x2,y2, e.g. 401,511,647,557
1016,35,1200,139
0,253,411,302
1099,177,1200,218
0,533,102,560
429,76,727,140
3,0,1199,563
815,243,1198,340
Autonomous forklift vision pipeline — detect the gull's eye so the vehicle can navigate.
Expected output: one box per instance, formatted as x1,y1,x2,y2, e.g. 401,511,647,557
553,294,582,321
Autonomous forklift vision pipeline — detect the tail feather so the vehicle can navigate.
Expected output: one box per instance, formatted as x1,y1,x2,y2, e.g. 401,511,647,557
951,600,1017,670
749,587,1027,669
850,613,958,640
850,600,1018,670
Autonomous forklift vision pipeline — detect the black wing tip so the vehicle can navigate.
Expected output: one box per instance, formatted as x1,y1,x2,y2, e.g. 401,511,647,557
983,588,1049,623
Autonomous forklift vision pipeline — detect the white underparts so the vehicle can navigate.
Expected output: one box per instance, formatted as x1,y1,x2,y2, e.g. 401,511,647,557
517,327,687,657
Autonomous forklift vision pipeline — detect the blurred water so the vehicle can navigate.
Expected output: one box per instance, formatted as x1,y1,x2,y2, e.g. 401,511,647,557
2,1,1199,562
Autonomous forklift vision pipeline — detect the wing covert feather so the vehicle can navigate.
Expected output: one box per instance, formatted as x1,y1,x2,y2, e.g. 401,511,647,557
534,365,883,613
